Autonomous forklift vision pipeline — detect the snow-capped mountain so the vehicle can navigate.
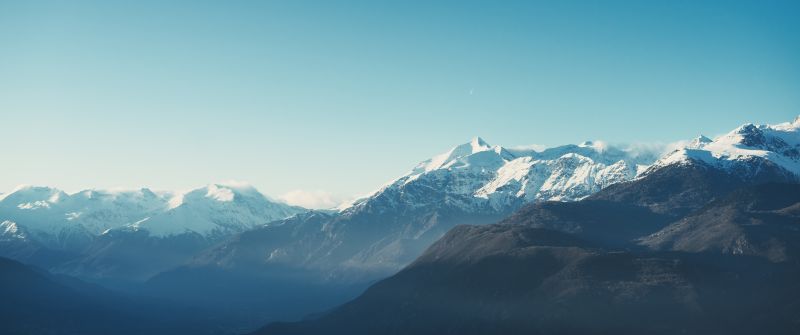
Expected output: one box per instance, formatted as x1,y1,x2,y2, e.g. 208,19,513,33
645,116,800,179
0,182,306,281
344,137,656,214
0,186,167,250
173,137,658,288
589,115,800,218
334,136,657,265
127,182,305,238
69,188,173,234
0,183,306,252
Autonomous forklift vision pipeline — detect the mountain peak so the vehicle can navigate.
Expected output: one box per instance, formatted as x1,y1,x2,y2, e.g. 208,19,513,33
647,115,800,178
166,182,262,208
451,137,492,157
0,185,67,203
689,135,712,148
457,136,492,155
411,137,495,173
470,136,489,149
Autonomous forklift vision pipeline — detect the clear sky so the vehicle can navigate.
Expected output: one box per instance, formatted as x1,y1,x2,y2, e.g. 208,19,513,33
1,0,799,207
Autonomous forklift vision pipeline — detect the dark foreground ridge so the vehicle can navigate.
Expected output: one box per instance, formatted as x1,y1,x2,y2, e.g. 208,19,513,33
253,164,800,335
0,257,228,335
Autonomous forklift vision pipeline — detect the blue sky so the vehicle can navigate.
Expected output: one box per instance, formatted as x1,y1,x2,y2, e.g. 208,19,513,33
1,0,799,207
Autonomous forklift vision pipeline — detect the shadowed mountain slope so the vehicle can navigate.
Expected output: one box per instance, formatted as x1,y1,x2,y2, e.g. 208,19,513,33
642,183,800,262
252,159,800,335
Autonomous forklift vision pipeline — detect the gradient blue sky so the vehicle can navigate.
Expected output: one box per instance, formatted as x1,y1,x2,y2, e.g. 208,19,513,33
1,0,799,207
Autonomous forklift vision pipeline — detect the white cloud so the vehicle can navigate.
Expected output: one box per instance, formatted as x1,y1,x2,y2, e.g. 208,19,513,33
623,140,691,157
278,189,350,209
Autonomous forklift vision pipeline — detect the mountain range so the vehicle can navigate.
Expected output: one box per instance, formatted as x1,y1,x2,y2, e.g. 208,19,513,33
0,182,306,282
1,116,799,334
177,137,658,278
252,116,800,335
